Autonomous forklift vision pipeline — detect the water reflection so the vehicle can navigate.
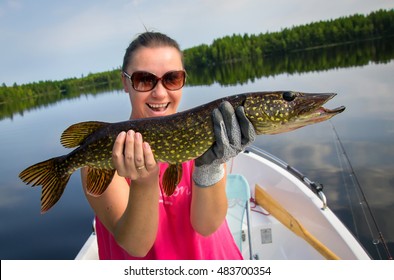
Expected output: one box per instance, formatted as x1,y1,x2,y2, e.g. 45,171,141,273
186,37,394,86
255,118,394,258
2,38,394,121
0,39,393,259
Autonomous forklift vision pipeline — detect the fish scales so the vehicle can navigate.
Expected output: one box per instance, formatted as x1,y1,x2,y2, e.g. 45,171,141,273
19,91,345,213
68,94,245,167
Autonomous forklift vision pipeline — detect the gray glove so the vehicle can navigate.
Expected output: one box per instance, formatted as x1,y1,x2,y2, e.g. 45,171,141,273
193,101,256,187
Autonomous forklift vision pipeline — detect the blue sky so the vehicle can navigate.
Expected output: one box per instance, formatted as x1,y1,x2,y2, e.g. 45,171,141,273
1,0,392,85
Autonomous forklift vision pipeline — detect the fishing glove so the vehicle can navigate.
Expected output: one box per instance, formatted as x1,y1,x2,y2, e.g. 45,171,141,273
193,101,256,187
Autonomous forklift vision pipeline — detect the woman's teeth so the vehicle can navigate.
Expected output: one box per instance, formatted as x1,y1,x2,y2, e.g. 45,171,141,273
148,103,169,111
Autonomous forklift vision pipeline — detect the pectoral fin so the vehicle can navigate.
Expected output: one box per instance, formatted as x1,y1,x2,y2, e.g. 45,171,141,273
162,164,183,196
86,168,115,196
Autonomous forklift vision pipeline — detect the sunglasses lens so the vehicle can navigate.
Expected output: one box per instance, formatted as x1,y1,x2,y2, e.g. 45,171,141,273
131,72,157,92
130,71,185,92
162,71,185,90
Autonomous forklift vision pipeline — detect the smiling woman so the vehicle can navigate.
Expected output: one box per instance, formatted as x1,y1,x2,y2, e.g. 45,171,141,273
1,40,394,261
121,36,185,119
1,1,394,263
77,31,251,260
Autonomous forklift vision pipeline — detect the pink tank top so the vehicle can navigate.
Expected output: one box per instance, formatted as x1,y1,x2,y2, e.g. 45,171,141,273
95,160,242,260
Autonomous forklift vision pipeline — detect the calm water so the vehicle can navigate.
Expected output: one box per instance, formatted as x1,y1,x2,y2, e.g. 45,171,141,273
1,58,394,260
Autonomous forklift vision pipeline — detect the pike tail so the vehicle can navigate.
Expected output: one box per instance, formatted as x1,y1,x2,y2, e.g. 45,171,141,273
19,156,70,213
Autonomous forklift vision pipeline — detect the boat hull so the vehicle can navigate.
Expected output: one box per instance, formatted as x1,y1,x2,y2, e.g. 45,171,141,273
75,148,371,260
227,148,370,260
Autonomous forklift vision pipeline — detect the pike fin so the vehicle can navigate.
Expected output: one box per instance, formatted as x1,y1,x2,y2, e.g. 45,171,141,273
162,164,183,196
19,156,70,214
86,168,116,196
61,121,109,148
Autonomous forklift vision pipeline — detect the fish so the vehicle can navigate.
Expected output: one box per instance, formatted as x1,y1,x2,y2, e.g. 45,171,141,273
19,91,345,213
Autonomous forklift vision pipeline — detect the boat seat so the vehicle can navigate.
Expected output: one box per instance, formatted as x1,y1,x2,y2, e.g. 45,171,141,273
226,174,253,259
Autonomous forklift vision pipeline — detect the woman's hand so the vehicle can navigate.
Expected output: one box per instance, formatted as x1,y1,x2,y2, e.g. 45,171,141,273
108,130,160,256
112,130,159,183
193,101,256,187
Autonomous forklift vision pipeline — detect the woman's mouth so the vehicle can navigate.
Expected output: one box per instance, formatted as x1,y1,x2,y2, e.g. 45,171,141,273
147,103,169,112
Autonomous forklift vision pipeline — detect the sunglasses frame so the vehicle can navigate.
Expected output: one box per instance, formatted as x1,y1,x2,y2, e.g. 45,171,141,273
123,70,186,92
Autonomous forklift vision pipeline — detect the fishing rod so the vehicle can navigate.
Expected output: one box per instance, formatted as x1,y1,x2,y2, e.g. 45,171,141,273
330,121,392,260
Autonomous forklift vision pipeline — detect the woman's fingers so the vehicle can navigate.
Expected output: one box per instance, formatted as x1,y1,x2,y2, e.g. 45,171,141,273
112,131,127,175
112,130,157,179
143,142,156,172
133,132,145,171
124,130,136,168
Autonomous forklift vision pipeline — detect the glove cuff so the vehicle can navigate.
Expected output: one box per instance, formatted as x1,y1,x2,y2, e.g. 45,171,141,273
192,163,224,188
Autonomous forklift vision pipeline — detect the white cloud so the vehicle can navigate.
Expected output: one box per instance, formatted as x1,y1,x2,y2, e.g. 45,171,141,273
1,0,393,85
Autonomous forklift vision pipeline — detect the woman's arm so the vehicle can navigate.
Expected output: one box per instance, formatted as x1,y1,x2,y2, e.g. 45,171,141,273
82,130,160,257
190,102,256,236
190,165,228,236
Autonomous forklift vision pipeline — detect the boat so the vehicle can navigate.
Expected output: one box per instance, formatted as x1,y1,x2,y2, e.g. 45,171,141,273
75,146,371,260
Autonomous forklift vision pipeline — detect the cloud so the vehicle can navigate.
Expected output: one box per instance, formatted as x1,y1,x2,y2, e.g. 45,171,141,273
1,0,393,85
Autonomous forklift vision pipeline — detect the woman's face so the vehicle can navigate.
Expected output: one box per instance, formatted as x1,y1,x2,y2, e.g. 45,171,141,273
123,46,184,120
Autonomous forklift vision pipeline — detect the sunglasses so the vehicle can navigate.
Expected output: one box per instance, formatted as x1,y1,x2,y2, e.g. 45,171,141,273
123,70,186,92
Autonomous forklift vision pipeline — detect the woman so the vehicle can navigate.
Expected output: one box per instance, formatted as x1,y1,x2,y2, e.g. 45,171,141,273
81,31,255,259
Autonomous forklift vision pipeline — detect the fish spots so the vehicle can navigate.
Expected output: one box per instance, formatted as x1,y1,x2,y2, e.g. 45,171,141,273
144,122,215,164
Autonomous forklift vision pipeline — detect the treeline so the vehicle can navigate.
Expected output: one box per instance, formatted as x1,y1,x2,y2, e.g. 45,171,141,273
0,70,123,119
185,37,394,86
2,36,393,121
184,9,394,67
0,70,122,105
1,9,393,119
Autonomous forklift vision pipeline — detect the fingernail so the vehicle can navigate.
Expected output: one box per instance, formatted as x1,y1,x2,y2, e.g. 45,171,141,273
127,130,135,137
118,131,126,138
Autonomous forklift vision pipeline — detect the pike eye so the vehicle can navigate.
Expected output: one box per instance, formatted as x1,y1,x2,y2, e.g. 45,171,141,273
282,91,296,102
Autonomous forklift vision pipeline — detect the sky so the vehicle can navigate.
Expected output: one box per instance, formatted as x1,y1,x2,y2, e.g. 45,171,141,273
0,0,392,86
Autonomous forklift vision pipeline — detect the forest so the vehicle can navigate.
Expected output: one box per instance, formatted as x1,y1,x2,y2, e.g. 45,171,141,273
1,8,393,117
183,9,394,67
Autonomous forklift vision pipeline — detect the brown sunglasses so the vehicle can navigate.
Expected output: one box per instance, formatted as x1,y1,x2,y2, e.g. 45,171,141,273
123,70,186,92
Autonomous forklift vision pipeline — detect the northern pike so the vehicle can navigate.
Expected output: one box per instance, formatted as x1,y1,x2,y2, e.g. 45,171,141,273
19,91,345,213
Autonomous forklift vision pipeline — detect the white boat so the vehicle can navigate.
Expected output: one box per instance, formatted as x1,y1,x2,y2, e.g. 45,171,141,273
75,146,371,260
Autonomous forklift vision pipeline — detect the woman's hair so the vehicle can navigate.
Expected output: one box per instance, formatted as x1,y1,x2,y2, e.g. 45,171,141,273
122,32,183,71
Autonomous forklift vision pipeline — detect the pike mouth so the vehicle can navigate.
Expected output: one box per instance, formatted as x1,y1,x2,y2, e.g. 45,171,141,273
317,106,346,115
297,92,345,116
308,105,346,121
147,103,170,112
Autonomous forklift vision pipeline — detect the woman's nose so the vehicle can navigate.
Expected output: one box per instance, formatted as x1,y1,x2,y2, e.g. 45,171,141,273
151,80,168,98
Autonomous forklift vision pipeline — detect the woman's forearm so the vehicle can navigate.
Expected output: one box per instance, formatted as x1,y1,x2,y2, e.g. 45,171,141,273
190,171,228,236
114,177,160,257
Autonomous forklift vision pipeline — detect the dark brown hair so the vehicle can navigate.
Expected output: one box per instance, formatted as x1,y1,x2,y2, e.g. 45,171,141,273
122,32,183,71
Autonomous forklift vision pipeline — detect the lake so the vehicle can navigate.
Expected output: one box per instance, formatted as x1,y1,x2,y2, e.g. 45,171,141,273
1,41,393,260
